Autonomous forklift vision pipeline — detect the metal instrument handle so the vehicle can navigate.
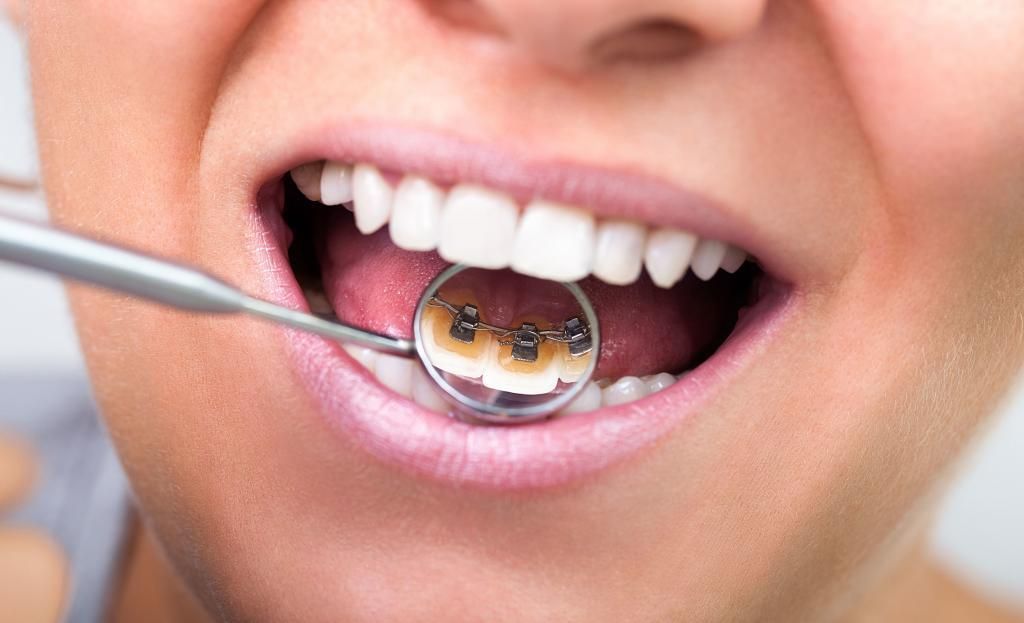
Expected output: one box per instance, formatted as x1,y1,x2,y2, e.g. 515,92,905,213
0,212,415,357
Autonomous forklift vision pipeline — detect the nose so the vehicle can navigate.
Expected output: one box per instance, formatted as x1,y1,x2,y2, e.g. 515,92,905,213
420,0,767,71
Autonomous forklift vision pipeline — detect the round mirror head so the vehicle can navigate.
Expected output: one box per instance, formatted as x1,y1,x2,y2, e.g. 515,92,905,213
413,265,600,424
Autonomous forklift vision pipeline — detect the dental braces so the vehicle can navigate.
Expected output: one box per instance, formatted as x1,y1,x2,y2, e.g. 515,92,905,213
427,295,594,363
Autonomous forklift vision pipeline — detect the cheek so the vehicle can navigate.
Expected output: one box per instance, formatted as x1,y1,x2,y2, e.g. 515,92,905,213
27,0,270,232
817,1,1024,182
814,0,1024,305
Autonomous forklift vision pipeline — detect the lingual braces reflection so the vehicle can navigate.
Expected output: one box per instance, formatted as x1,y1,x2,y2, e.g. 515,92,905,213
432,296,594,359
422,294,595,396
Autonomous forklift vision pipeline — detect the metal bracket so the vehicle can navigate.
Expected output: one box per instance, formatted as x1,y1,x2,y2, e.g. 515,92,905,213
430,295,593,364
511,323,540,362
448,304,480,344
563,316,593,358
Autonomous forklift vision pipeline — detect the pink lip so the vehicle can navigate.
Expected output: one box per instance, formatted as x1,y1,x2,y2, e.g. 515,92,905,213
246,123,799,490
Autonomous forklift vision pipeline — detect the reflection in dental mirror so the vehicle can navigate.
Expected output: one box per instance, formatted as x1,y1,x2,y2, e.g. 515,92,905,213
414,265,599,424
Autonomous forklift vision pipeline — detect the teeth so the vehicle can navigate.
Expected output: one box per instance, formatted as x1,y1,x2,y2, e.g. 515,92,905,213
601,376,650,407
560,381,603,414
720,245,747,274
422,302,580,396
411,366,450,412
643,372,676,394
345,325,673,414
290,162,751,286
343,345,379,372
303,286,333,315
644,228,698,288
294,160,748,415
320,161,354,206
375,354,415,398
352,164,394,234
690,239,729,281
591,220,646,286
291,162,324,201
346,343,452,412
438,185,519,269
557,342,590,384
481,323,562,395
421,304,492,379
389,176,444,251
511,201,596,282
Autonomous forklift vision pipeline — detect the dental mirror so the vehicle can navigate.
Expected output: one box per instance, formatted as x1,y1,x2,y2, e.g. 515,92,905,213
0,212,599,425
413,265,600,424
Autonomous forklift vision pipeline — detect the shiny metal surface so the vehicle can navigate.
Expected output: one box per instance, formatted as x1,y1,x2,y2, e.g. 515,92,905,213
413,264,600,423
0,212,415,357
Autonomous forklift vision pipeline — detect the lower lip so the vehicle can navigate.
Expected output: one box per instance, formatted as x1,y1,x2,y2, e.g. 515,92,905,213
248,198,796,491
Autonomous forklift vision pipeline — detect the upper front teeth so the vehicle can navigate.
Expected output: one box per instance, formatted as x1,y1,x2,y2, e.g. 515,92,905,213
389,176,444,251
320,161,354,206
511,201,595,282
438,185,519,269
291,161,747,287
643,228,698,288
352,164,393,234
591,220,646,285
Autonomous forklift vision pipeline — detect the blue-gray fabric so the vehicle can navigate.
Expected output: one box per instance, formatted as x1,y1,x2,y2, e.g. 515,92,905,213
1,375,130,623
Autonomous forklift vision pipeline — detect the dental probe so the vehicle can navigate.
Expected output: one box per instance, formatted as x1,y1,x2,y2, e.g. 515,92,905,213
0,211,601,423
0,212,415,357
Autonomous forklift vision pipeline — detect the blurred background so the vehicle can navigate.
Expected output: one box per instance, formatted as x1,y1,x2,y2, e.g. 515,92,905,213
1,19,1022,611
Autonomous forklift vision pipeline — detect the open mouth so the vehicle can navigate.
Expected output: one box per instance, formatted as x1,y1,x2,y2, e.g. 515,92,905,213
251,129,794,488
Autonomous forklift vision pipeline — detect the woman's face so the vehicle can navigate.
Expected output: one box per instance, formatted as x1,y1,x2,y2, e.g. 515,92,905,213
20,1,1024,620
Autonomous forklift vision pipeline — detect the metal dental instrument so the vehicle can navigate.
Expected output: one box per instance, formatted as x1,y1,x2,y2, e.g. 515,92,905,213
0,213,414,356
0,212,600,423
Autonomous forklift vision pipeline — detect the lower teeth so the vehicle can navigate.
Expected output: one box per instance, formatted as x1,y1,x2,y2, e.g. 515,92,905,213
343,344,677,417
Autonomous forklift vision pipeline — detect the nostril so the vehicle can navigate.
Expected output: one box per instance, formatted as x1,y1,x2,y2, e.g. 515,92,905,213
589,18,702,66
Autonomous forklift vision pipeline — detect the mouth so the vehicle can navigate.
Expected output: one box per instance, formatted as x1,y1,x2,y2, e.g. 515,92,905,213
251,126,795,489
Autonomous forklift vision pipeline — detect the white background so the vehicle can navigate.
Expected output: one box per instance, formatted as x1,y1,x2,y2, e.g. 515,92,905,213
1,20,1021,611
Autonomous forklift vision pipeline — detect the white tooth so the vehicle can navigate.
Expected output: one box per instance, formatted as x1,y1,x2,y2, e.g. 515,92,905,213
720,245,747,273
643,372,676,394
482,340,561,396
303,287,332,315
602,376,649,407
438,185,519,269
320,161,354,206
644,228,698,289
690,239,729,281
421,305,492,379
411,366,450,413
291,162,324,201
352,164,394,234
511,201,595,281
343,345,379,373
557,343,592,384
374,354,415,398
591,220,646,285
389,176,444,251
559,381,603,415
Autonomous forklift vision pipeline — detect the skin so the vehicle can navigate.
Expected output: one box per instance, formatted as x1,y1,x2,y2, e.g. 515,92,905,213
3,0,1024,620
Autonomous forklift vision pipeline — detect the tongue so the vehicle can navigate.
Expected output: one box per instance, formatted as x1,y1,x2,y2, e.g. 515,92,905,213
315,210,737,379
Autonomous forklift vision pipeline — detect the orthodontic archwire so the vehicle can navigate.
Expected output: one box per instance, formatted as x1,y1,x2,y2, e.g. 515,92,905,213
426,294,594,362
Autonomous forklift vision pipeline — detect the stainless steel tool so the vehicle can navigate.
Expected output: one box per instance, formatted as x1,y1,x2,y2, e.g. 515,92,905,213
0,212,599,423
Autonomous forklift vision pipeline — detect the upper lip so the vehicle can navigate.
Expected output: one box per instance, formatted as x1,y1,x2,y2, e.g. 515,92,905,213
252,121,795,285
